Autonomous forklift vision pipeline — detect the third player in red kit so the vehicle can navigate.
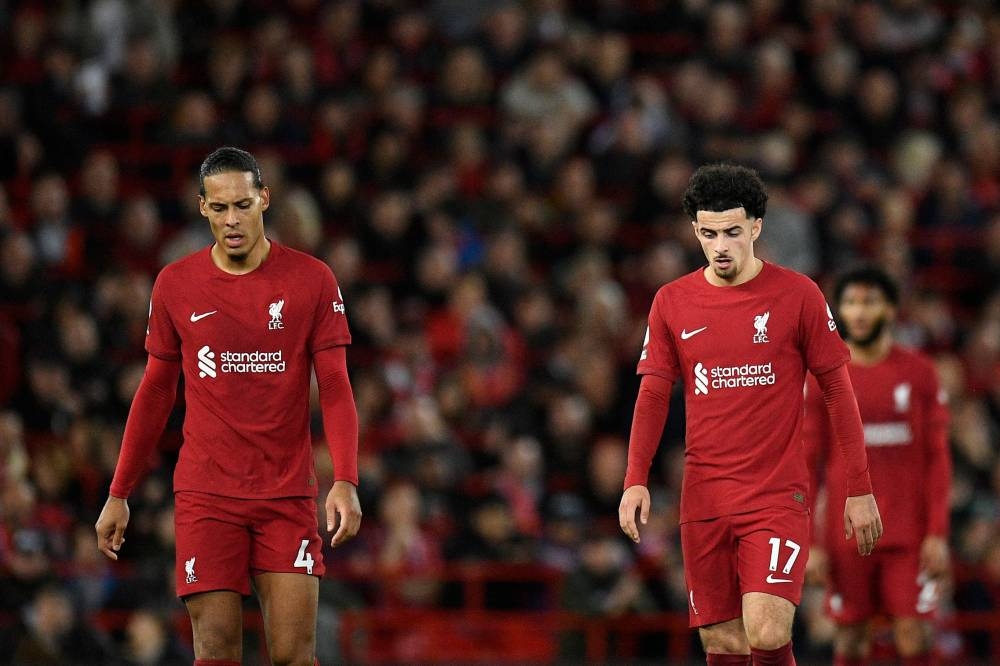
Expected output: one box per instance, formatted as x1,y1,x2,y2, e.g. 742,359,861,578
805,267,950,666
619,164,883,666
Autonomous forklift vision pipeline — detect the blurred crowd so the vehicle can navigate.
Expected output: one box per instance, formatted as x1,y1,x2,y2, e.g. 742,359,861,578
1,0,999,663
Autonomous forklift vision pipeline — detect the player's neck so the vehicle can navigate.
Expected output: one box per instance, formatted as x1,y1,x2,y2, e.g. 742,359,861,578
211,237,271,275
849,333,892,366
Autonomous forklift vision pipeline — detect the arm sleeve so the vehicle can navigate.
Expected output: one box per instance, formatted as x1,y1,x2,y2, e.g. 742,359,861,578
314,345,359,485
109,355,181,498
924,376,951,537
814,363,872,497
309,264,351,353
802,375,832,545
623,373,673,488
636,290,681,382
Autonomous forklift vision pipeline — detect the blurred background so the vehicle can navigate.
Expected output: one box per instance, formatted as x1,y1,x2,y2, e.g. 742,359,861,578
0,0,998,664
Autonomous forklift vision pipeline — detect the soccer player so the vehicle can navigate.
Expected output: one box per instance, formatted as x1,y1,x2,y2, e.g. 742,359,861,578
804,267,950,666
619,164,882,666
95,147,361,666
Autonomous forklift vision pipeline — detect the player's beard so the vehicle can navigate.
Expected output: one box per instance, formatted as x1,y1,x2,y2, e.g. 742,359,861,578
847,315,886,348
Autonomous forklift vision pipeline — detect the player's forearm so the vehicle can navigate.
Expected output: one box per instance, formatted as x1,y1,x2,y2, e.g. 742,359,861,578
624,374,672,488
315,346,359,485
814,363,872,496
109,356,180,498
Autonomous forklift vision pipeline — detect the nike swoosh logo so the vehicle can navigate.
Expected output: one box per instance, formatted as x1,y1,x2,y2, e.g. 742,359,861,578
766,574,793,584
190,311,218,322
680,326,708,340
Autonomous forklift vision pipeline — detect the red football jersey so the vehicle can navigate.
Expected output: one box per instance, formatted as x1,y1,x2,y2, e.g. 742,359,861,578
146,241,351,499
637,262,849,523
805,345,950,550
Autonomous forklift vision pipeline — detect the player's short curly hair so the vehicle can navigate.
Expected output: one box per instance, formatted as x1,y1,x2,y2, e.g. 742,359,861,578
198,146,264,196
833,265,900,306
681,163,768,221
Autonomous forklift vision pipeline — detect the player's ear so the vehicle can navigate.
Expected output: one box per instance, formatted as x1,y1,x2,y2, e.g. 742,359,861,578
198,195,208,219
750,217,762,241
259,186,270,212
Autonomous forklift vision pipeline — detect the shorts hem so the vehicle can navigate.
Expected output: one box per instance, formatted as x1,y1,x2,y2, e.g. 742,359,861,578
741,587,802,606
831,609,933,624
250,568,325,579
178,584,250,600
689,612,742,629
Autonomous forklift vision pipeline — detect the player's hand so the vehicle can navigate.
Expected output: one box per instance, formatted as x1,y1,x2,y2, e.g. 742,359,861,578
95,496,130,561
326,480,362,548
919,535,949,579
844,493,882,556
805,546,829,586
619,485,650,544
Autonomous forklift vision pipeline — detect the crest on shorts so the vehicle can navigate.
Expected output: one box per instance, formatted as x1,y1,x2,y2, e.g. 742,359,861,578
185,556,198,584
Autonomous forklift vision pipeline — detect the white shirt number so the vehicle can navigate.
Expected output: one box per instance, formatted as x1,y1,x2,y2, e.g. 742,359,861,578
294,539,314,575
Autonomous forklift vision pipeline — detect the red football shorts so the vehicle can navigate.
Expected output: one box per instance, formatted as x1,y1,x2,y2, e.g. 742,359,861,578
680,506,810,627
826,544,937,623
173,491,325,598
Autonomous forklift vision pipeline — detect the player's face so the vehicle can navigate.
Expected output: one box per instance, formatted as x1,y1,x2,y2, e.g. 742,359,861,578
692,207,761,284
838,283,895,346
199,171,270,265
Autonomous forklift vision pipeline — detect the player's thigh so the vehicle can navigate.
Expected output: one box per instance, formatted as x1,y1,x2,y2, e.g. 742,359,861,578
681,516,742,628
250,496,326,579
734,506,809,604
827,545,878,624
174,491,254,597
881,546,938,619
184,590,245,659
741,592,795,649
698,617,749,655
253,571,319,662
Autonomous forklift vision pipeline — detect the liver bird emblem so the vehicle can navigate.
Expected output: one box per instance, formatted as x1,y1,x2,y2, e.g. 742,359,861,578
754,311,769,335
268,299,285,329
268,299,284,320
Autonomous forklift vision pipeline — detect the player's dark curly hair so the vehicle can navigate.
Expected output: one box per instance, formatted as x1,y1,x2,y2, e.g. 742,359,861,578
198,146,264,196
833,265,900,306
681,164,768,221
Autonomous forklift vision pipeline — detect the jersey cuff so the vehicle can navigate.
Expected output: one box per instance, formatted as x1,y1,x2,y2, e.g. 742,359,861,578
846,469,873,496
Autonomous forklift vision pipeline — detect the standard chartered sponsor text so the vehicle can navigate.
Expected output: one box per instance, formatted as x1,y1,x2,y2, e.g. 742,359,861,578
219,349,286,373
709,362,776,389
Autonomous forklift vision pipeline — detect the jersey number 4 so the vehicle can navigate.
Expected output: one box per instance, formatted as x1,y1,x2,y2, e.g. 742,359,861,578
767,537,801,575
294,539,314,575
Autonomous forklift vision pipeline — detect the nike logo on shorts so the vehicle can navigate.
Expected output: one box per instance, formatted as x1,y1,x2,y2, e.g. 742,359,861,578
766,574,793,584
681,326,708,340
190,311,218,322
